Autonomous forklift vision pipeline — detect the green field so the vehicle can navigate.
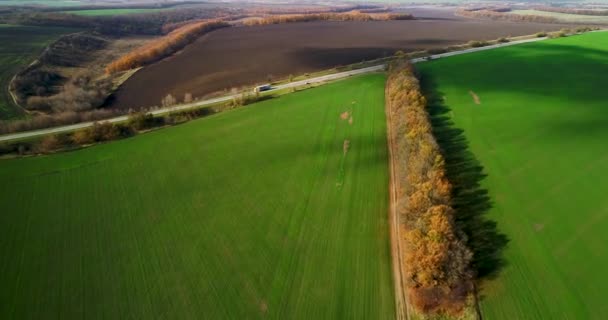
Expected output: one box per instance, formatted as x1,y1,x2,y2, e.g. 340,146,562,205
62,8,164,16
417,32,608,319
0,74,395,319
512,9,608,24
0,25,77,120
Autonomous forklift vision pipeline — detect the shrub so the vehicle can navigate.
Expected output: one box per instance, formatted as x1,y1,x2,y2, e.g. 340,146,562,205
127,112,159,131
36,134,61,153
497,37,510,43
426,48,447,55
230,92,264,108
576,26,593,33
98,122,121,141
536,31,547,37
161,94,177,108
184,93,193,104
0,142,15,156
548,31,567,38
468,40,489,48
71,128,95,145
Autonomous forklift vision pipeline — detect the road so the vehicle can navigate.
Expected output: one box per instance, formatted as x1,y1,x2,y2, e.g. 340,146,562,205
0,35,549,143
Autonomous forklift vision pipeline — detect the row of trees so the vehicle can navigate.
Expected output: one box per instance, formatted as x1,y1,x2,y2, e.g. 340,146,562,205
535,6,608,16
247,4,386,15
0,107,214,156
242,11,413,26
386,61,473,316
455,8,559,23
7,119,143,155
0,108,121,135
105,20,230,74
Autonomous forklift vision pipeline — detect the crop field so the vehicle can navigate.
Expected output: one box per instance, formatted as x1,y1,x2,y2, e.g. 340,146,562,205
0,25,78,120
108,17,563,110
62,8,165,16
0,74,395,319
512,10,608,25
0,0,83,6
417,32,608,319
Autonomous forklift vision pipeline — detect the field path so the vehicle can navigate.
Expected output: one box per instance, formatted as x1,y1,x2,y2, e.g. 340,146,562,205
385,86,410,320
0,34,558,143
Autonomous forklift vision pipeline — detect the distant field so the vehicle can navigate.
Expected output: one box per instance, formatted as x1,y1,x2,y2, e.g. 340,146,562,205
0,74,395,319
512,9,608,24
62,8,164,16
418,32,608,319
109,19,562,110
0,0,83,6
0,25,78,120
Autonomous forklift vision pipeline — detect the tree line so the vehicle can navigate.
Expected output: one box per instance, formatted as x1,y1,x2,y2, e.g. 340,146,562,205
0,92,255,156
105,20,230,74
247,4,388,15
534,6,608,16
455,8,559,24
386,60,474,316
242,11,413,26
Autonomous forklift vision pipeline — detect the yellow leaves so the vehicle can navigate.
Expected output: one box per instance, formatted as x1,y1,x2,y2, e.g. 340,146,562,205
242,11,410,26
387,60,473,315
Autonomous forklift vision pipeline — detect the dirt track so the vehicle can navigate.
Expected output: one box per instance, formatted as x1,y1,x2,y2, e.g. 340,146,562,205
108,12,564,109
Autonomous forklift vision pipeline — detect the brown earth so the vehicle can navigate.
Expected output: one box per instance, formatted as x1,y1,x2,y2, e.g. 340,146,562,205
108,12,564,110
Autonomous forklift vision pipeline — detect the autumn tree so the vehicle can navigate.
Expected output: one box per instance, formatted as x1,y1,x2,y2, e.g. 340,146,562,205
37,134,61,153
72,128,95,145
386,59,474,316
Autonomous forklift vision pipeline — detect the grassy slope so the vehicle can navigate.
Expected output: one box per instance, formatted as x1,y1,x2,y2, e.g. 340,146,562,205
417,32,608,319
0,74,395,319
0,25,77,120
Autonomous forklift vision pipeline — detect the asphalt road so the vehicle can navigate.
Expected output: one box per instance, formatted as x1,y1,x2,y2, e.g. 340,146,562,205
0,35,548,143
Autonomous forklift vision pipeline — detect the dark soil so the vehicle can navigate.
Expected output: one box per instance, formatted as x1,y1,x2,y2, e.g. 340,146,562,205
108,14,564,109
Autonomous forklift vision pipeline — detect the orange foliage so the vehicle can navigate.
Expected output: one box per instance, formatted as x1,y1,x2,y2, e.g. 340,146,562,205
106,20,230,74
456,8,559,23
242,11,413,26
386,61,473,316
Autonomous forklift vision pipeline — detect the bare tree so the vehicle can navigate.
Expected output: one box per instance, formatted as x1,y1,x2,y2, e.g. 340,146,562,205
161,94,176,108
184,93,193,104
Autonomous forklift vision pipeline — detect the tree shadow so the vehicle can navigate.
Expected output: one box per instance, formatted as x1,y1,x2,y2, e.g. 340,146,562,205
419,73,509,281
